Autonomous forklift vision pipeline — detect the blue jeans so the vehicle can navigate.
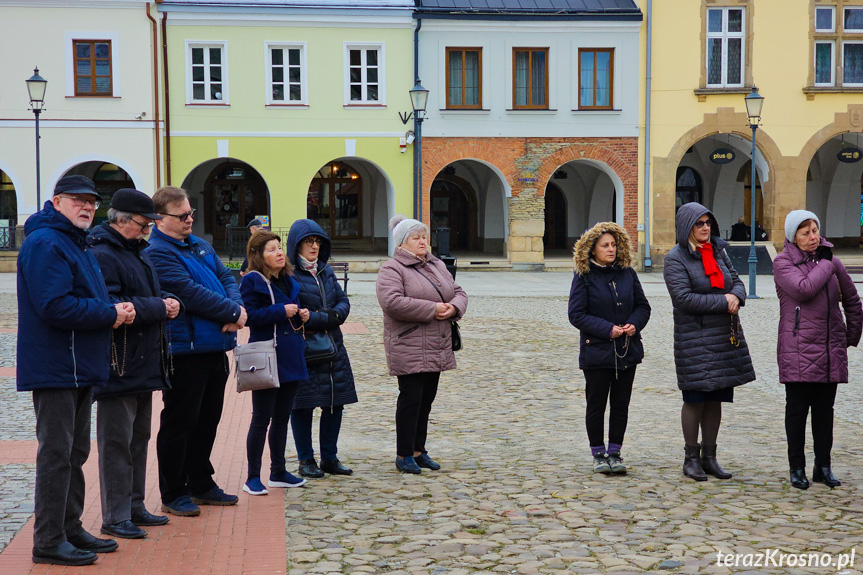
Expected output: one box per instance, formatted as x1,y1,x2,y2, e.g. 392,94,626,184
290,406,344,461
246,381,299,480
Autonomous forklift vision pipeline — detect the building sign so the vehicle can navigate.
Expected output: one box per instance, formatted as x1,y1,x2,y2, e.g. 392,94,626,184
255,215,270,227
710,148,736,164
837,147,862,163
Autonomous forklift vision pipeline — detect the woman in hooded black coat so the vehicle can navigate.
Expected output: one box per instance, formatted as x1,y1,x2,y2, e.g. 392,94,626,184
286,219,358,478
663,202,755,482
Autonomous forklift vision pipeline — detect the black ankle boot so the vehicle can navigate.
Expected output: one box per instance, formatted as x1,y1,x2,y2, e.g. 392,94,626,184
812,465,841,487
789,468,809,489
700,444,732,479
683,444,707,481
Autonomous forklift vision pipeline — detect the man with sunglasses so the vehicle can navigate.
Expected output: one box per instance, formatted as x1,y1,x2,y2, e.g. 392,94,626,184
146,186,247,517
18,175,136,565
88,188,182,539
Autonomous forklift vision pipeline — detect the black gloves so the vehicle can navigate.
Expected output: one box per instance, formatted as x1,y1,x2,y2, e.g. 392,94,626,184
816,245,833,261
325,309,342,328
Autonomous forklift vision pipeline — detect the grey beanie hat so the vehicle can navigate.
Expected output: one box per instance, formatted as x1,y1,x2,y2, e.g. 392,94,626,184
784,210,820,242
389,214,428,246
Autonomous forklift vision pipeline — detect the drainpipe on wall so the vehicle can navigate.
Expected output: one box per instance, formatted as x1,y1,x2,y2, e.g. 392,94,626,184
413,13,422,221
161,11,172,185
642,0,653,271
146,3,161,187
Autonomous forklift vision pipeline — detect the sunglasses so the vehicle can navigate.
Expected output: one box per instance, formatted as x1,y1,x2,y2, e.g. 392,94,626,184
694,219,712,229
160,209,196,222
302,237,322,246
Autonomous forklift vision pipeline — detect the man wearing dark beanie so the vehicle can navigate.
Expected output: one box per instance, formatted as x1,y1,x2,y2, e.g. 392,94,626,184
17,175,135,565
88,188,181,540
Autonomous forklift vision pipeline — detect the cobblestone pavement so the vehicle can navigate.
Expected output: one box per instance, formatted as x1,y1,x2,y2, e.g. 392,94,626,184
2,273,863,573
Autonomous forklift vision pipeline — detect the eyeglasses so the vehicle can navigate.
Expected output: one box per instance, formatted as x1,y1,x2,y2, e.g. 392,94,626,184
160,209,196,222
694,219,712,229
59,195,101,209
302,237,322,246
130,218,154,232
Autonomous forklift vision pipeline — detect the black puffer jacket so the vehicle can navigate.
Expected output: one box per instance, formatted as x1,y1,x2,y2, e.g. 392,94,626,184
285,220,357,409
663,203,755,391
88,222,177,400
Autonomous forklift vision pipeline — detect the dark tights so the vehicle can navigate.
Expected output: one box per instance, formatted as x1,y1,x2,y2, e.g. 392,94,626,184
681,401,723,445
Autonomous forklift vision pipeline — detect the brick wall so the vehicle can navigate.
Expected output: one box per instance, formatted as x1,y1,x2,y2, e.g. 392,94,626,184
422,137,640,250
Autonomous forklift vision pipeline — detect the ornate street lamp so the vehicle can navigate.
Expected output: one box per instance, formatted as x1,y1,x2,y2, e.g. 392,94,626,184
401,83,429,220
26,67,47,209
744,86,764,299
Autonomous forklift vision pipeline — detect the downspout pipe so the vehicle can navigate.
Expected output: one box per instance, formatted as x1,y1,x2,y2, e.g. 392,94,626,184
161,11,172,185
642,0,652,270
146,3,161,187
413,14,422,221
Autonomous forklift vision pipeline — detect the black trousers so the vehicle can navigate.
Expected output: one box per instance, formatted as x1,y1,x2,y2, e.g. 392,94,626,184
584,367,636,448
32,387,92,548
396,372,440,457
97,393,153,524
246,381,298,480
157,352,229,504
785,382,838,469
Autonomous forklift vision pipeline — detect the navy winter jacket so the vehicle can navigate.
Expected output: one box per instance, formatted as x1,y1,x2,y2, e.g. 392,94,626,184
285,220,357,409
568,263,651,371
240,271,309,383
16,202,117,391
663,202,755,391
145,227,242,355
88,223,176,400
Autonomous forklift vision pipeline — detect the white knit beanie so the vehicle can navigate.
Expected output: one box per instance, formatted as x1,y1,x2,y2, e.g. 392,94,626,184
389,215,428,246
784,210,820,242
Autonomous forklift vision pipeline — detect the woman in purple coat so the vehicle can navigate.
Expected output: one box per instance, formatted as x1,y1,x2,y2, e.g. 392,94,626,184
774,210,862,490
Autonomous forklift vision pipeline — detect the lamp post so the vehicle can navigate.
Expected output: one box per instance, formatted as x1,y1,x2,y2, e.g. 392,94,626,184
408,82,429,221
744,86,764,299
26,67,47,209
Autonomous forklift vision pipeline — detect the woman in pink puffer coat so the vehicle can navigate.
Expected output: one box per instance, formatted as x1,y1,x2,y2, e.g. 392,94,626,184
376,215,468,475
774,210,862,490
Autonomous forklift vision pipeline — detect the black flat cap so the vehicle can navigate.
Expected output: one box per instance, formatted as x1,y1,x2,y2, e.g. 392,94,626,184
248,219,264,228
54,175,100,198
110,188,162,219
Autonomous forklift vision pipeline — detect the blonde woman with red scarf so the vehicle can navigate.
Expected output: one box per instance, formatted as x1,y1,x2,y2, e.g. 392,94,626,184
663,202,755,481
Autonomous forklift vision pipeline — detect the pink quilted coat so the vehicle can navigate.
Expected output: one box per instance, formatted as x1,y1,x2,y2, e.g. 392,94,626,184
376,249,468,376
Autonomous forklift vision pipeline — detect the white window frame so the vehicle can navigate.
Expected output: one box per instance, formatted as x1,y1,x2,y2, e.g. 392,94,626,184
343,43,386,106
185,41,229,105
64,31,121,97
815,40,836,86
816,6,835,32
265,42,308,106
845,7,863,32
706,7,745,88
842,40,863,86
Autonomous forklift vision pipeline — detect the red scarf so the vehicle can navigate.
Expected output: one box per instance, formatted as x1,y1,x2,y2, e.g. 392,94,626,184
696,242,725,289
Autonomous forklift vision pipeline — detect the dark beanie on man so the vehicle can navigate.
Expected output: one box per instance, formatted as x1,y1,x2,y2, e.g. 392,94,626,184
110,188,162,219
54,175,98,197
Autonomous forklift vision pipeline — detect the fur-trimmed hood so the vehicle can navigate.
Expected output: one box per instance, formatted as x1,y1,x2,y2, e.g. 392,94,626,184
572,221,632,275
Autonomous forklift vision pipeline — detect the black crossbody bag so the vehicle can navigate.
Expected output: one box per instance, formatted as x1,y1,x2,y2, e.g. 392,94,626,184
413,268,462,352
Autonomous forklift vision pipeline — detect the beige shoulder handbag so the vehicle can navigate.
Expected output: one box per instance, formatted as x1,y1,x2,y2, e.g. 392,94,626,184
235,271,280,392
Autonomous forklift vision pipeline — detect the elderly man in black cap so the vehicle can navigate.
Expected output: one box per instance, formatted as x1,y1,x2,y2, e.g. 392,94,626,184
18,175,135,566
239,218,264,276
88,188,182,540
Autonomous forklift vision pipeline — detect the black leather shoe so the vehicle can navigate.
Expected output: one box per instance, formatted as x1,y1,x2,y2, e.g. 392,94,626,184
790,468,810,490
320,459,353,475
131,509,170,526
67,530,119,553
683,444,707,481
298,458,325,478
101,520,147,539
395,456,422,474
32,541,97,566
813,465,841,487
414,453,441,470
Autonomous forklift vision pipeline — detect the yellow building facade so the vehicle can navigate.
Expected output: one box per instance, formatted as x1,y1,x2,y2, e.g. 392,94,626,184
645,0,863,263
